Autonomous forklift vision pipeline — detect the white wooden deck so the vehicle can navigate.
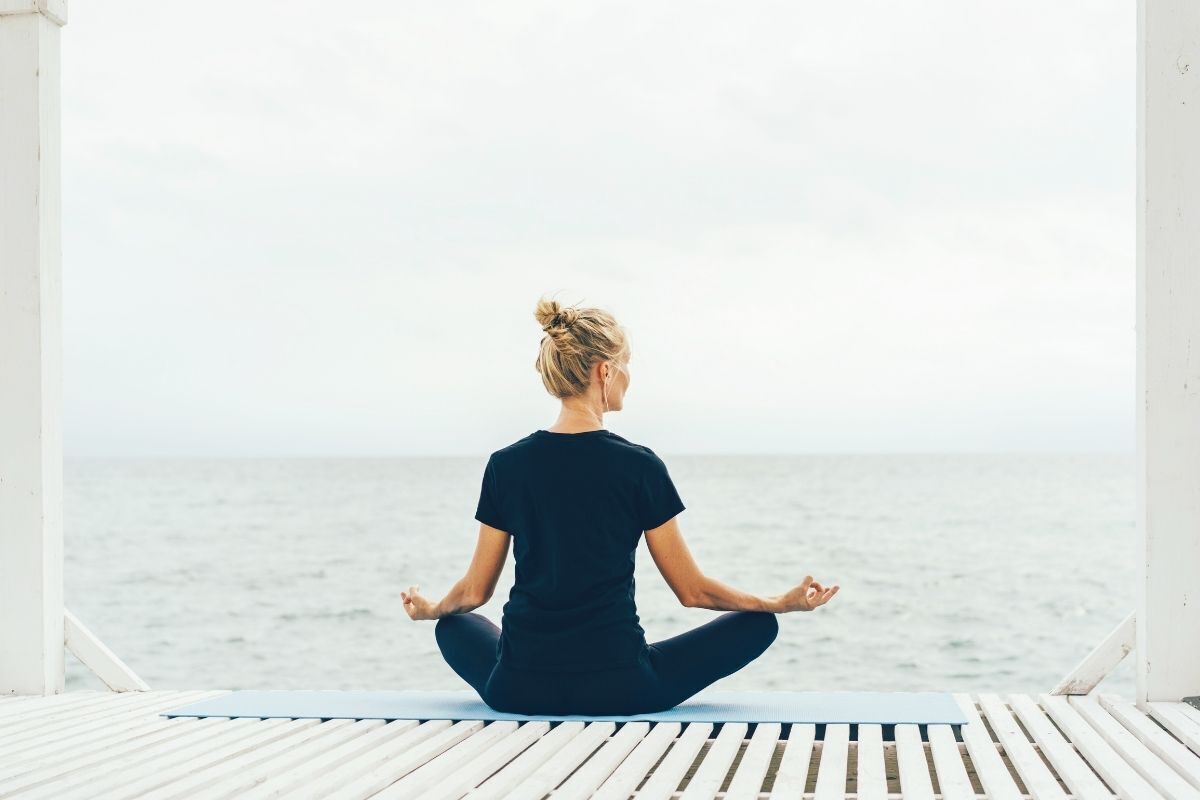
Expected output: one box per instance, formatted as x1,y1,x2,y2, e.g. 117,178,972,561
2,690,1200,798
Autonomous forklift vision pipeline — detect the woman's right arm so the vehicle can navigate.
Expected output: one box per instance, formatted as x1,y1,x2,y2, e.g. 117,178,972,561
644,517,838,613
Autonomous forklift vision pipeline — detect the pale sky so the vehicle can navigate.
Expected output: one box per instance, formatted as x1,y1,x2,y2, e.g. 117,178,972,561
61,1,1134,457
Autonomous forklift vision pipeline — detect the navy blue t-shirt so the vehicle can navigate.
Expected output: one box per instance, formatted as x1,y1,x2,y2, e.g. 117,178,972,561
474,428,686,672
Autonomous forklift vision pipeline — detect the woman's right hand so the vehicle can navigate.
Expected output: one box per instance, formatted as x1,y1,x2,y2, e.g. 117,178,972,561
772,575,839,613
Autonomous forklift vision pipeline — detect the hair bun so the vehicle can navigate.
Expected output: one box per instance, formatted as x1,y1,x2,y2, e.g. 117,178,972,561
535,298,580,333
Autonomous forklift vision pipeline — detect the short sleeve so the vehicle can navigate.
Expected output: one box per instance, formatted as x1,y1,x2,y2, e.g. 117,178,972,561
474,456,510,533
637,451,686,532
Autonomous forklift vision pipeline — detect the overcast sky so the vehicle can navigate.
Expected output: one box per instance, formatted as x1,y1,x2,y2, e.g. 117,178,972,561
60,1,1134,458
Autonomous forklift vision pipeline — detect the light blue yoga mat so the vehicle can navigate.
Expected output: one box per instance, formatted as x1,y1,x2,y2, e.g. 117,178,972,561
162,689,967,725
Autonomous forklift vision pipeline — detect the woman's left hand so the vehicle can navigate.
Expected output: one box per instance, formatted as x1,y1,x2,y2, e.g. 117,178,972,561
401,584,439,621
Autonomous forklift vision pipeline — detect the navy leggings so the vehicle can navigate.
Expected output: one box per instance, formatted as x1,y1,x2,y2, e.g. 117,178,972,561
434,610,779,715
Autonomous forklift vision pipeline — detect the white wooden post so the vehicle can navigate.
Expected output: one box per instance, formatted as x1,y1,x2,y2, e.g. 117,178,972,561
1136,0,1200,705
0,0,68,696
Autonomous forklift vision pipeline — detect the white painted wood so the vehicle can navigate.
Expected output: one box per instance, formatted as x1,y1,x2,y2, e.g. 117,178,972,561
1080,695,1200,800
142,718,350,800
499,720,615,800
0,689,125,733
0,691,88,718
1053,612,1136,695
0,689,173,749
1136,0,1200,706
592,721,678,800
0,0,66,698
11,718,240,799
284,720,472,800
0,689,218,759
953,694,1023,800
63,610,150,691
87,718,303,800
236,719,424,800
855,724,887,800
767,723,815,799
1148,702,1200,756
1008,694,1113,799
0,690,222,788
553,721,648,800
678,722,746,800
977,694,1068,800
367,722,521,799
188,720,385,800
723,723,779,800
895,725,935,800
1041,694,1170,800
0,1,67,26
1099,693,1200,790
813,723,849,800
465,720,585,800
928,725,975,800
418,721,548,800
636,722,713,800
1179,702,1200,729
50,716,283,800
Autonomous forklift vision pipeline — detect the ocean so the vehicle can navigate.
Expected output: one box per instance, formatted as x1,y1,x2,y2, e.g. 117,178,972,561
64,453,1137,698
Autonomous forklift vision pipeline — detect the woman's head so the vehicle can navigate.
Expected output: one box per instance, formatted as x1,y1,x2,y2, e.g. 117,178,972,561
534,295,630,414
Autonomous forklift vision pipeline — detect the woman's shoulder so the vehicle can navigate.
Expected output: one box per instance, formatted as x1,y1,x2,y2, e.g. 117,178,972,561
486,430,663,468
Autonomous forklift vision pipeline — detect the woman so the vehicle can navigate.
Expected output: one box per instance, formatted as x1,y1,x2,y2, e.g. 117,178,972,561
401,296,839,715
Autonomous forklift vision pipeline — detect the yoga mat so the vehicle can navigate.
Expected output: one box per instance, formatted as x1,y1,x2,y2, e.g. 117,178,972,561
162,689,968,725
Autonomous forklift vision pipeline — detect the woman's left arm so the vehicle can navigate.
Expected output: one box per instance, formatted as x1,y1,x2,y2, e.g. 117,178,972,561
402,524,511,621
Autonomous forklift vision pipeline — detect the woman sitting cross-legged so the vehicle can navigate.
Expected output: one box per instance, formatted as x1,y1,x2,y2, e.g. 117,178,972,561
401,295,839,715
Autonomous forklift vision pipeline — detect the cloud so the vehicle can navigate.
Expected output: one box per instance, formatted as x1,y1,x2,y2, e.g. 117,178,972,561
60,0,1134,456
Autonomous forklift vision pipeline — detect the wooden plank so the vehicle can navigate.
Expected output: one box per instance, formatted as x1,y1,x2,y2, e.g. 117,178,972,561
235,719,422,800
0,689,222,763
1008,693,1112,799
1179,702,1200,729
1135,0,1200,705
1098,693,1200,790
64,610,150,692
592,721,679,800
419,721,548,800
953,694,1022,800
679,722,747,800
81,718,306,800
855,724,887,800
1048,694,1176,800
0,696,227,794
44,717,282,800
343,722,518,799
553,722,648,800
188,720,387,800
281,720,471,800
927,725,974,800
10,718,245,799
495,721,615,800
1052,612,1136,695
895,724,934,800
0,690,137,736
0,1,67,698
977,693,1068,800
635,722,713,800
0,691,193,758
767,723,815,799
465,721,586,800
0,691,102,721
723,723,779,800
813,723,849,800
1148,702,1200,756
139,718,353,799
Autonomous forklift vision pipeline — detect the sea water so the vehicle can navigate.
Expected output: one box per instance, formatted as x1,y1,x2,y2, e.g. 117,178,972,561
64,453,1136,698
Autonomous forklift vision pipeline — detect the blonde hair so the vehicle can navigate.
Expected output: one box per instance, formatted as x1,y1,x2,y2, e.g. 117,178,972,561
533,295,628,399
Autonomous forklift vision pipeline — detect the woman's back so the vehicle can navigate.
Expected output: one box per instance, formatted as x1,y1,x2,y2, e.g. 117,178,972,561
476,428,686,672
